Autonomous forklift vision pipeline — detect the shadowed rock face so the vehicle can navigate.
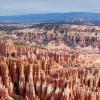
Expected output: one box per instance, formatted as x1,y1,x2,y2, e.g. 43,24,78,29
1,24,100,50
10,24,100,48
0,24,100,99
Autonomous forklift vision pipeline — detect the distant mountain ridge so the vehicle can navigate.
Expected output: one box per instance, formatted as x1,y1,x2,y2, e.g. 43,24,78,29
0,12,100,25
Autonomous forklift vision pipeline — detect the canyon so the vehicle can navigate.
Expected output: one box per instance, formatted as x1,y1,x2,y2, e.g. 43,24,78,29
0,24,100,100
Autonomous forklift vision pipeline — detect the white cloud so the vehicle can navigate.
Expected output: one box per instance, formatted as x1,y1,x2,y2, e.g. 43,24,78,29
0,0,99,15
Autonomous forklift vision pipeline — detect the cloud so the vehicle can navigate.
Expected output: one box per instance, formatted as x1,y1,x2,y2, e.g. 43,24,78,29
0,0,99,15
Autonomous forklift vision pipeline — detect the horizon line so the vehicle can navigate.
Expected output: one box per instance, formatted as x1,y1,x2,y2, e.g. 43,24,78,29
0,11,100,16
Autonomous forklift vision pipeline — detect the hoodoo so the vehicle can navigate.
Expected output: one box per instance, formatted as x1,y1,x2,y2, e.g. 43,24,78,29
0,24,100,99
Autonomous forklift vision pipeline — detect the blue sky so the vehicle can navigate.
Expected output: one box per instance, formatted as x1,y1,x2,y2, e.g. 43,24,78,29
0,0,100,15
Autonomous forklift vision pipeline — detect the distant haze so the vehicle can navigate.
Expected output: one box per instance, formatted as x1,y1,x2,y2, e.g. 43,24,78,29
1,12,100,26
0,0,100,15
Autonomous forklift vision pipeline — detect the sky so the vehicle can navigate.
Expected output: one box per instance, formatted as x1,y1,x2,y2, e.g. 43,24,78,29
0,0,100,15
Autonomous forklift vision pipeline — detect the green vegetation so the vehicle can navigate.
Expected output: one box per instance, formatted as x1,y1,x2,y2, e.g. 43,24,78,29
15,42,29,45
